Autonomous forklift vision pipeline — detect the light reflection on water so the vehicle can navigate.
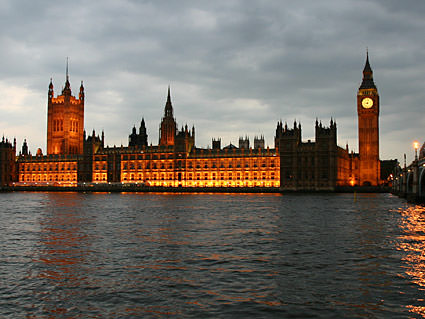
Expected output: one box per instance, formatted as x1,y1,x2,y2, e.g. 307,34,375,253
397,204,425,317
0,192,424,318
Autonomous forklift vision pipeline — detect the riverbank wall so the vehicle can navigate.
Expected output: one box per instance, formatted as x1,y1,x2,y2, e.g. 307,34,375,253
1,185,390,194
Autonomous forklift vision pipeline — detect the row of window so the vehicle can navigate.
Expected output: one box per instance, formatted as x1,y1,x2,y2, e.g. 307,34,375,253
21,163,77,171
122,172,277,181
121,153,274,160
120,160,277,170
52,119,79,133
20,174,77,182
283,172,329,180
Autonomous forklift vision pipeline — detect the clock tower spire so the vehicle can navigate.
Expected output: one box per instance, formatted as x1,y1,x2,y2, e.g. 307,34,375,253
357,51,380,186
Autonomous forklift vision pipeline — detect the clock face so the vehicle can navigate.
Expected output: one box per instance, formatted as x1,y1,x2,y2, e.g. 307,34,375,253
362,97,373,109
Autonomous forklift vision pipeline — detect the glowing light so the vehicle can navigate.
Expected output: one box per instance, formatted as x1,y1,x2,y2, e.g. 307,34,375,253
413,141,420,150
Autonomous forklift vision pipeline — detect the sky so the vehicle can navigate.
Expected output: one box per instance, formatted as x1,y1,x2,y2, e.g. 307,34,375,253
0,0,424,164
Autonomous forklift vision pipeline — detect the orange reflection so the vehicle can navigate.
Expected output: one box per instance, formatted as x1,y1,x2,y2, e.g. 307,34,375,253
29,193,93,317
397,205,425,317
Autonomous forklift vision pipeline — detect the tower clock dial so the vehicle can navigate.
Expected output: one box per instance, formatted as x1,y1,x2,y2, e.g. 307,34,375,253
361,97,373,109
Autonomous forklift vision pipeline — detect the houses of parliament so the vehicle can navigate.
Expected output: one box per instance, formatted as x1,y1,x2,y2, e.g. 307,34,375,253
1,54,385,190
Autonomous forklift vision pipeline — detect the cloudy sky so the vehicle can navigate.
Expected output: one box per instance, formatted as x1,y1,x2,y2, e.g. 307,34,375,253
0,0,424,163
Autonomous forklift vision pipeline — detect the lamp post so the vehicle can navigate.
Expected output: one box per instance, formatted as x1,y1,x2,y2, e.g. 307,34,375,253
414,141,420,161
412,141,420,198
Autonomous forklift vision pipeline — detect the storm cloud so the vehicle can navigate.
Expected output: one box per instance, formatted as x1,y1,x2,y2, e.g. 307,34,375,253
0,0,424,163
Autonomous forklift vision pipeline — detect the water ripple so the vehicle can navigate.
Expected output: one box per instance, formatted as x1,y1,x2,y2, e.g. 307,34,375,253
1,192,425,318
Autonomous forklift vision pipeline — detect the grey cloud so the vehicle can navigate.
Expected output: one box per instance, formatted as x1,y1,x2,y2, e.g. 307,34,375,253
0,0,423,163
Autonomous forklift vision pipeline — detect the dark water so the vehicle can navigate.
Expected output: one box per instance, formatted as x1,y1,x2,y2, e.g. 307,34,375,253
0,192,424,318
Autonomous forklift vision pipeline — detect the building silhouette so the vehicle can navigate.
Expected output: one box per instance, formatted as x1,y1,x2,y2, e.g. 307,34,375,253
0,137,16,186
129,118,148,148
12,54,383,190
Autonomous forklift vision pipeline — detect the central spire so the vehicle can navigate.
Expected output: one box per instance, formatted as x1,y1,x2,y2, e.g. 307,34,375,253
63,57,71,95
66,57,69,81
164,86,173,118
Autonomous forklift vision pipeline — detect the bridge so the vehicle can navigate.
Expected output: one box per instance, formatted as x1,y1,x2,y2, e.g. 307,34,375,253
392,155,425,203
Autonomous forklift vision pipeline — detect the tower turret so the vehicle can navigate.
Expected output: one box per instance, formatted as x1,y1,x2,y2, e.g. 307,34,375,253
21,139,28,156
129,117,148,148
48,79,54,100
139,118,146,135
79,81,84,101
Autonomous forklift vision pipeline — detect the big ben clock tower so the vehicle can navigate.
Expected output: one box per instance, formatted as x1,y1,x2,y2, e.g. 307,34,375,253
357,52,380,186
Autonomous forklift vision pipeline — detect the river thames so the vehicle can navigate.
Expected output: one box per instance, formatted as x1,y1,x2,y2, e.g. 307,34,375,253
0,192,424,318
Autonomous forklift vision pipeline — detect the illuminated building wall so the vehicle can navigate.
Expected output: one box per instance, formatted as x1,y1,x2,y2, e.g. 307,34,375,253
119,146,280,187
17,155,78,186
47,67,84,155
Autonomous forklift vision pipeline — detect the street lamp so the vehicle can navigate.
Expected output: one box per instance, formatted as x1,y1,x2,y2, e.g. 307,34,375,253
413,141,420,161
